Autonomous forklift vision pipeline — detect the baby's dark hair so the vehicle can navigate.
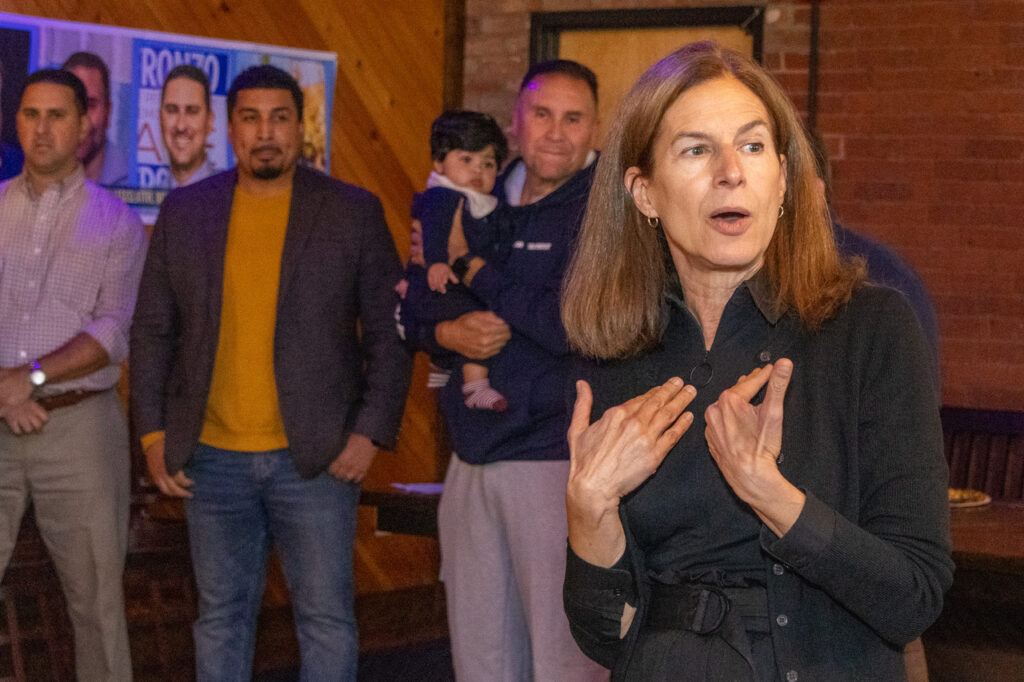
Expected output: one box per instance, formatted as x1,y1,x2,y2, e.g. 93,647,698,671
430,110,509,168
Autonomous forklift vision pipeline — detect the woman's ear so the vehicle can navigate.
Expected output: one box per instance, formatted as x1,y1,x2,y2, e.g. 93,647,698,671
624,166,657,219
777,154,788,206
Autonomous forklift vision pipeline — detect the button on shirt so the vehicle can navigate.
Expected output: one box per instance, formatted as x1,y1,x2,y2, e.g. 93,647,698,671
0,168,147,394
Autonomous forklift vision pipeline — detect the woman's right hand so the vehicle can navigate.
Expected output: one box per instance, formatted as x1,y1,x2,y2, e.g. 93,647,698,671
566,377,696,566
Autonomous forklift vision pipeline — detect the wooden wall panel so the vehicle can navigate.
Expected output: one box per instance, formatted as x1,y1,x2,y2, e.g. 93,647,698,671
3,0,449,593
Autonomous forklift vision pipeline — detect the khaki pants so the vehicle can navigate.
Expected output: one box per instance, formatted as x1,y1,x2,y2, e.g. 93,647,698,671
0,390,132,682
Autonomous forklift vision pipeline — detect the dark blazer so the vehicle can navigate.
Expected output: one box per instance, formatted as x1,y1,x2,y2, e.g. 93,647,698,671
130,166,412,478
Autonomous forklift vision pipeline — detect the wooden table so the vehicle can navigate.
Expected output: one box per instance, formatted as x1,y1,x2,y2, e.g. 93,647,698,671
360,488,441,537
950,501,1024,575
925,501,1024,680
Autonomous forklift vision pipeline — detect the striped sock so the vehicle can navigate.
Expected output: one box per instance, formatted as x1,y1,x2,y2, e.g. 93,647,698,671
463,379,508,412
427,363,452,388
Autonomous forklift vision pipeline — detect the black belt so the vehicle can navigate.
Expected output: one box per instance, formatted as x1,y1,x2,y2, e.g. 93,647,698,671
646,582,770,635
36,389,104,411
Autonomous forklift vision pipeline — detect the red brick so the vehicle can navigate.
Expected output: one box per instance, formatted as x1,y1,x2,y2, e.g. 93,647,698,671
988,315,1024,341
821,133,845,161
933,296,987,318
932,180,1024,205
893,2,970,27
940,160,1024,183
818,70,872,92
945,339,1024,367
1000,23,1024,45
478,13,529,35
939,313,991,340
927,208,1019,234
964,387,1024,411
770,71,808,95
989,114,1024,136
763,53,782,71
975,0,1024,23
823,4,899,28
963,137,1024,160
765,27,813,53
956,22,1022,47
959,361,1024,388
781,51,810,71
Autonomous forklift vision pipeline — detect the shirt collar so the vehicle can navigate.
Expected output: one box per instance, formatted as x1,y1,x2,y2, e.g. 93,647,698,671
502,150,598,207
665,268,786,326
17,164,85,202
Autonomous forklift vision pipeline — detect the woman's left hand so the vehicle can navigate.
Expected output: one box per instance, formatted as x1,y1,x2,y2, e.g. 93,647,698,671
704,359,805,537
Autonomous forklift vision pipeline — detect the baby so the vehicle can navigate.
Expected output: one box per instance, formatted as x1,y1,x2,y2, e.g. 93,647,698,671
408,110,510,411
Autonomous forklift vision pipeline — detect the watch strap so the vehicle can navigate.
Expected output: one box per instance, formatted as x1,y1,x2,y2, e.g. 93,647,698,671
451,255,471,282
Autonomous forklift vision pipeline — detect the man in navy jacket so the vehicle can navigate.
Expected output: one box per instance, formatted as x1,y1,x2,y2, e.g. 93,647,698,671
401,61,608,681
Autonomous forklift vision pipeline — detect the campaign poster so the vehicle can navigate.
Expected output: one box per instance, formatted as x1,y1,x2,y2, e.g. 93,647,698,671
0,11,337,223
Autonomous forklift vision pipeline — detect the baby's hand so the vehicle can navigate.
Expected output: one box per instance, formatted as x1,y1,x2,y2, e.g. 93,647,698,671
428,263,459,293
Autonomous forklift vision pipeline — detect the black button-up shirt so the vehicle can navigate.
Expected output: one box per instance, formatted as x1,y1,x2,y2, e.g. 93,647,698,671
565,278,953,681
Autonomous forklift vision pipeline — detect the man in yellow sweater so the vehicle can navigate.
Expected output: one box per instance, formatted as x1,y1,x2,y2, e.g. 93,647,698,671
130,66,411,681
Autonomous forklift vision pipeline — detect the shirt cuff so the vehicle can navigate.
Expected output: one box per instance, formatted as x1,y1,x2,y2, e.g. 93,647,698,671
140,430,166,453
565,542,634,592
82,319,129,364
760,489,836,570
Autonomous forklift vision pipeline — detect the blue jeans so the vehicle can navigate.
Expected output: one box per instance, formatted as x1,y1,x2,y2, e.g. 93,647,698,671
184,445,359,682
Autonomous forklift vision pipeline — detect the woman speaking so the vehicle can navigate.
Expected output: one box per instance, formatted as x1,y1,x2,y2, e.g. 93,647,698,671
561,42,952,681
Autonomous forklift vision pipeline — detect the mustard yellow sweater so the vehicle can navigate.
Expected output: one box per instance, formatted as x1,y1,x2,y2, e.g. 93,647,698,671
141,186,292,454
199,186,292,451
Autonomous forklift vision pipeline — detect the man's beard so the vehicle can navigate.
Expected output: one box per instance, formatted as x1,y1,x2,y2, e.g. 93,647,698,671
252,163,284,180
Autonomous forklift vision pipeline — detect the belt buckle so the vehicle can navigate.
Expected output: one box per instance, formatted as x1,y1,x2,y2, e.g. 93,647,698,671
690,585,730,635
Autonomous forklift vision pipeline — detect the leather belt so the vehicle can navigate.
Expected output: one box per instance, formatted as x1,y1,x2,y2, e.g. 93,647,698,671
36,389,104,411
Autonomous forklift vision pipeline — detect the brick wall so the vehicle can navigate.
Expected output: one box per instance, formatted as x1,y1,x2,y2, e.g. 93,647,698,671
463,0,1024,410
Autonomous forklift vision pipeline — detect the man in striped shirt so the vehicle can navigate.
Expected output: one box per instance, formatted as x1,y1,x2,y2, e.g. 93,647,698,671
0,68,146,681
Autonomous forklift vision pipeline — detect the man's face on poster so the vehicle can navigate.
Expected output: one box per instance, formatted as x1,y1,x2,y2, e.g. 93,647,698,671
160,76,213,174
67,64,110,165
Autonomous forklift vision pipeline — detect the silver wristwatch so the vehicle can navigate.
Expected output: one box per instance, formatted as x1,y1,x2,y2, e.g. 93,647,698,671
28,360,46,387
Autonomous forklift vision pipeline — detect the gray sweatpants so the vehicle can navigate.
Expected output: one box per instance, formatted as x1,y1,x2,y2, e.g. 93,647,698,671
438,453,609,682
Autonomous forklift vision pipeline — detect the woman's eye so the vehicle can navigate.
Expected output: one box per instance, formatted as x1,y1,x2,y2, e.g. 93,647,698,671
743,142,765,153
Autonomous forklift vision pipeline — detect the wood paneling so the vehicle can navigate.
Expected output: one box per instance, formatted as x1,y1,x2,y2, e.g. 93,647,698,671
4,0,450,593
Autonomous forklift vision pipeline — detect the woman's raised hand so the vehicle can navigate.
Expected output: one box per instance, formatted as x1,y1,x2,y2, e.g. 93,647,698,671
566,377,696,566
704,359,805,537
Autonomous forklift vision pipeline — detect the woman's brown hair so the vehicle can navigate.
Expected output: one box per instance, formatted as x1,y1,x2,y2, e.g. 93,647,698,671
562,41,864,359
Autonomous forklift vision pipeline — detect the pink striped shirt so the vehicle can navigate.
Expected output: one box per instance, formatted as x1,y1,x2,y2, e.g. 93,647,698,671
0,167,146,394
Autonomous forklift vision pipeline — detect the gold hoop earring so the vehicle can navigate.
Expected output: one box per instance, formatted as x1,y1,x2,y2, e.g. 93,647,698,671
778,205,785,218
647,215,660,228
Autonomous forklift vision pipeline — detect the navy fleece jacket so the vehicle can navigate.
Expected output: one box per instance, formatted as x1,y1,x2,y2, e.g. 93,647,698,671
400,157,596,463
